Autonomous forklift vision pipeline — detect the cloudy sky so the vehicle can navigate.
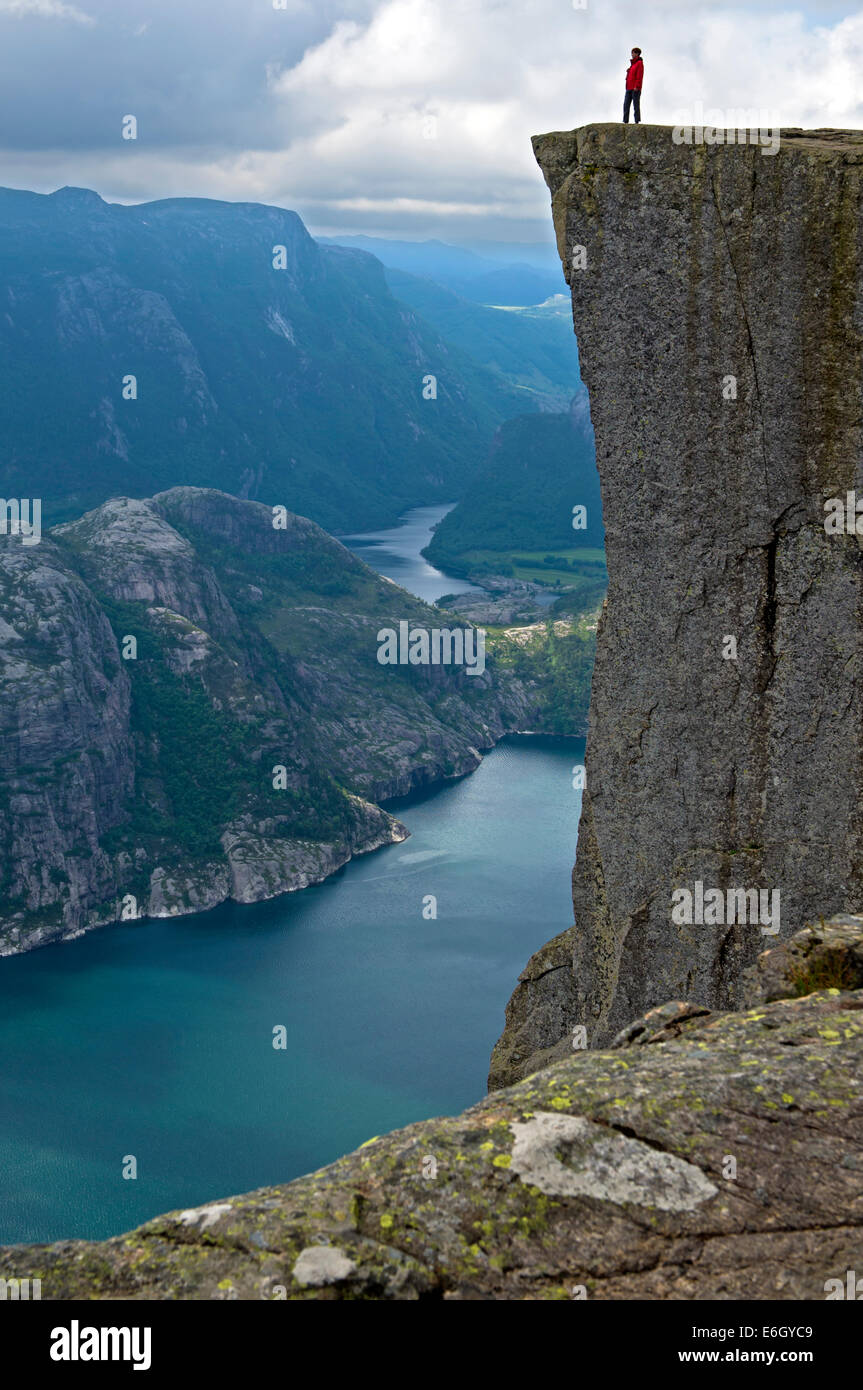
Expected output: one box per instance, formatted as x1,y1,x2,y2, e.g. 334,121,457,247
0,0,860,243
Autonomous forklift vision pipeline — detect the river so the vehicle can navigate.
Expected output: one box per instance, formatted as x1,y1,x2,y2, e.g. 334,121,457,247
342,503,488,603
0,508,583,1244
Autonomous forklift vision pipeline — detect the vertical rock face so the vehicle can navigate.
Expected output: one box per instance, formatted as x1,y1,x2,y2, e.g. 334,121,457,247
0,539,135,952
494,125,863,1075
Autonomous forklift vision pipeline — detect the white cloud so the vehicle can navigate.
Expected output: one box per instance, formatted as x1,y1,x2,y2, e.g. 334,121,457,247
258,0,863,233
0,0,95,23
1,0,863,237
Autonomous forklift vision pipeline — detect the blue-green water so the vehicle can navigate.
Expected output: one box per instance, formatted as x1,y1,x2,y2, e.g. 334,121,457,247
342,503,488,604
0,503,584,1244
0,738,582,1244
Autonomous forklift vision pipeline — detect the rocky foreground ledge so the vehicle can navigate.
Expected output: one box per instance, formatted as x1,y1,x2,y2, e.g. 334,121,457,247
2,921,861,1300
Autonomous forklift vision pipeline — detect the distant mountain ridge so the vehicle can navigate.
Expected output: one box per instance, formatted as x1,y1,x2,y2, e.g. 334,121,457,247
382,272,582,412
0,186,534,532
318,233,565,305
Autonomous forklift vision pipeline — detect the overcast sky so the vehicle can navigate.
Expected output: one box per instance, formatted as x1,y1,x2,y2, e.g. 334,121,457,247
0,0,860,243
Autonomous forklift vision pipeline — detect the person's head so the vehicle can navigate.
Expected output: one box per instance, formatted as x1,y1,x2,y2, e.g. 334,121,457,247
631,47,642,57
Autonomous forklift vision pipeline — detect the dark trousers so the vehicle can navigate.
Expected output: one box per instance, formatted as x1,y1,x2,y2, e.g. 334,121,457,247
623,89,641,123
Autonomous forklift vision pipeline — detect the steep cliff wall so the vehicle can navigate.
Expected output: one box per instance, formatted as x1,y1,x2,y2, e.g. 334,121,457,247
493,125,863,1078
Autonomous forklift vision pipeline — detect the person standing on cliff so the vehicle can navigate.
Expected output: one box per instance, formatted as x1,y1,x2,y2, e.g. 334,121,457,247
623,47,643,123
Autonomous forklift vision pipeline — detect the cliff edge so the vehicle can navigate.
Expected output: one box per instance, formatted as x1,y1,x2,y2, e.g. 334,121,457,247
492,124,863,1081
1,920,860,1299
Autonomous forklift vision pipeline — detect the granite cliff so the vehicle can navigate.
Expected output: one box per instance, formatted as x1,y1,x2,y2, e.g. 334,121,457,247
491,124,863,1084
0,487,534,955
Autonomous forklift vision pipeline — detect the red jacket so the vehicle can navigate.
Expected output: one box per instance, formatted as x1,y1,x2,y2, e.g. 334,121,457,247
626,57,644,91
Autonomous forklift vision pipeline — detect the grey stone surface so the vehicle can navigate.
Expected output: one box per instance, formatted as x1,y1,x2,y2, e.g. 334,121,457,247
508,1112,718,1211
741,912,863,1004
292,1246,357,1287
493,124,863,1074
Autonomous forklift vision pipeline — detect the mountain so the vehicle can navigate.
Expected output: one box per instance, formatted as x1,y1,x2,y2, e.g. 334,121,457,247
0,487,536,957
494,124,863,1074
383,274,582,411
457,240,563,272
318,234,565,305
423,399,604,570
0,187,532,532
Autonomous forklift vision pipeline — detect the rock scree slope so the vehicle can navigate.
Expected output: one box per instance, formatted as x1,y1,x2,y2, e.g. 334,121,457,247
491,124,863,1083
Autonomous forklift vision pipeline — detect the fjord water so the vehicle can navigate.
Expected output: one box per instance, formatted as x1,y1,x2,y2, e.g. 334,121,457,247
0,740,581,1242
0,508,582,1244
342,503,488,603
